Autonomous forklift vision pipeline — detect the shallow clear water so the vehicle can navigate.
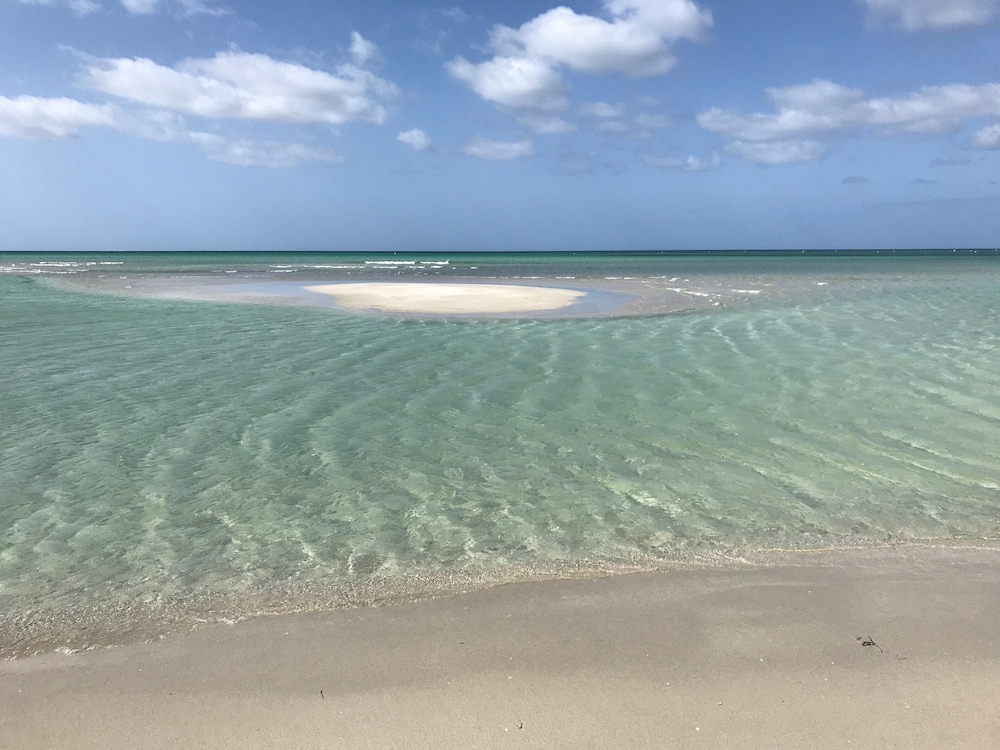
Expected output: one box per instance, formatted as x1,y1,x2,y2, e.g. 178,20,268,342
2,252,1000,654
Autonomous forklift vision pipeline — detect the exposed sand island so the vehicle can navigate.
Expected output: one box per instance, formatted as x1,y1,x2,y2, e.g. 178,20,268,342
304,282,587,314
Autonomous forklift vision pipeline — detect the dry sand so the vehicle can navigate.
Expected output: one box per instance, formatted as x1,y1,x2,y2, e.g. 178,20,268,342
2,546,999,749
303,283,586,314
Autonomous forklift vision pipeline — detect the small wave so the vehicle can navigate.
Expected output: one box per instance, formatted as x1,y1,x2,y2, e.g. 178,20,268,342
303,264,366,270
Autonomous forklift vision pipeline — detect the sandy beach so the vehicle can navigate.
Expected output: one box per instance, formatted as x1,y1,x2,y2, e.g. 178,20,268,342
3,545,998,749
303,282,587,314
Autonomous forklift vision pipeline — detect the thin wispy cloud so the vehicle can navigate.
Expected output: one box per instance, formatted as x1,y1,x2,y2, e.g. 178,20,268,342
463,136,535,160
397,128,432,151
18,0,100,16
20,0,228,15
700,79,1000,163
642,152,720,171
859,0,1000,31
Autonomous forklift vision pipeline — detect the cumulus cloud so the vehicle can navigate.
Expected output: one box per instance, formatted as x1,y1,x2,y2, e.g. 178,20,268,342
448,0,711,129
0,95,117,138
699,78,1000,163
970,122,1000,147
642,152,720,171
397,128,432,150
1,38,391,168
463,136,535,160
82,48,399,125
447,55,569,112
19,0,100,15
859,0,1000,30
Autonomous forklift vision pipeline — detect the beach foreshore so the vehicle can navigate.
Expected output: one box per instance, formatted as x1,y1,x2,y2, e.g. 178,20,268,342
3,546,998,749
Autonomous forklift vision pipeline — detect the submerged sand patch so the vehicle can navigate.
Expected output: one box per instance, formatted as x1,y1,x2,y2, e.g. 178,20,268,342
304,282,586,314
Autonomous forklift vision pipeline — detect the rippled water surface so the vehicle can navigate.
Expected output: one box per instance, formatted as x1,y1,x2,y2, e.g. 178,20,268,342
2,252,999,654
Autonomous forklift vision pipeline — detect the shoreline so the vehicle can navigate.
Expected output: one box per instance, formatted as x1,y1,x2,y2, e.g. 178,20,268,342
4,540,998,659
3,544,998,749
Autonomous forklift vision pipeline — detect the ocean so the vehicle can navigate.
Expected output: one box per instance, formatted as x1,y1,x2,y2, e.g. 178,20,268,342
2,250,999,656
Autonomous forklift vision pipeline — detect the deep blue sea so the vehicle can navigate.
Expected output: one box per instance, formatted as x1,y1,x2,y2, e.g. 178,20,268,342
2,251,999,655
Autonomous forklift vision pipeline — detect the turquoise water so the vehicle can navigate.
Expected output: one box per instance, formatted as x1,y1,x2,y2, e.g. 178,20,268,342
2,252,1000,655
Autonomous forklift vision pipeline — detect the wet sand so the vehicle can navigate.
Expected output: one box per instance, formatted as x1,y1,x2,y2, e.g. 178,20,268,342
3,546,998,749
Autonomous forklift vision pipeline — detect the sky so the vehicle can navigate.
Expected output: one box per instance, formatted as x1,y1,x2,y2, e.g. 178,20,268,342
1,0,998,251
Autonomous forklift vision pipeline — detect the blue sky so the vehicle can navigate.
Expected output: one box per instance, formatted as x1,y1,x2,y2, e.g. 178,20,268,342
1,0,998,251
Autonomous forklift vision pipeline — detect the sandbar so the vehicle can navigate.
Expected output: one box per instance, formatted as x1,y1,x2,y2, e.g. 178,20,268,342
303,282,586,314
2,545,998,749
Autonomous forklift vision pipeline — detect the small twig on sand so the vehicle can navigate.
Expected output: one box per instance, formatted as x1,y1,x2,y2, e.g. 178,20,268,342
320,690,325,700
858,636,883,653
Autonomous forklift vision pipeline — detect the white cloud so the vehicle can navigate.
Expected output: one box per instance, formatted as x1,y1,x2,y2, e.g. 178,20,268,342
349,32,380,67
596,119,631,133
463,136,535,160
114,108,341,166
188,133,342,167
82,48,399,125
172,0,228,15
971,122,1000,147
578,102,670,137
448,0,711,121
725,139,827,165
20,0,227,14
0,95,117,138
634,112,671,130
397,128,432,150
579,101,627,119
0,92,343,167
120,0,228,15
642,152,720,171
859,0,1000,30
120,0,157,12
19,0,100,16
699,79,1000,162
447,55,569,112
441,6,469,23
517,113,576,134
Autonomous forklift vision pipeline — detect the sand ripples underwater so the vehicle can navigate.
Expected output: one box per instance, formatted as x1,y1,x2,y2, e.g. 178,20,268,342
2,255,1000,653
